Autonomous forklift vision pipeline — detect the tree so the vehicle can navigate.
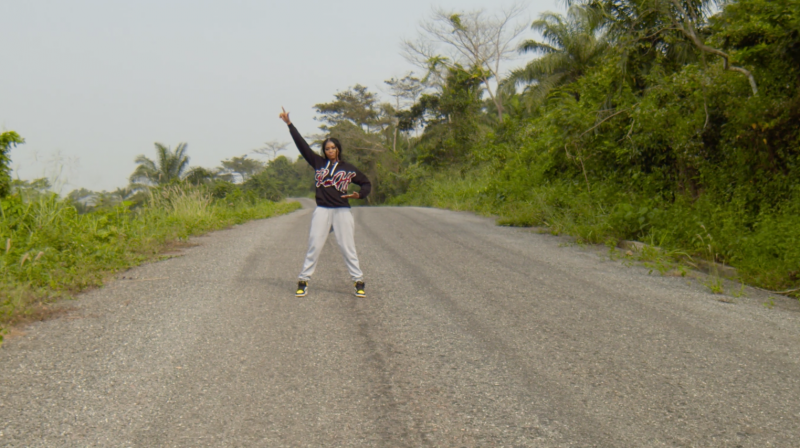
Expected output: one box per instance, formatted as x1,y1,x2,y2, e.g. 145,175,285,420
67,188,96,214
315,85,392,154
402,4,528,120
130,142,190,187
0,131,24,198
219,155,264,183
243,171,283,202
92,190,125,210
384,73,426,151
314,84,381,132
10,178,51,202
506,5,608,106
184,167,226,186
572,0,758,95
667,0,758,94
243,155,314,200
66,186,137,213
253,140,290,160
404,65,486,164
711,0,800,94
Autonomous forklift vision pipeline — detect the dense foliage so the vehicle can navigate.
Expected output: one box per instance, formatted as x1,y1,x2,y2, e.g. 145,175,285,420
243,155,315,201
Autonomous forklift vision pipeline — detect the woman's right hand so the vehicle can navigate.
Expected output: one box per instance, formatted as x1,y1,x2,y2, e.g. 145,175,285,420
279,107,292,125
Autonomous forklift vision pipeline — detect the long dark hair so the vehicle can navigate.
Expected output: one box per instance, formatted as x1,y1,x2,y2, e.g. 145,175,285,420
320,137,343,161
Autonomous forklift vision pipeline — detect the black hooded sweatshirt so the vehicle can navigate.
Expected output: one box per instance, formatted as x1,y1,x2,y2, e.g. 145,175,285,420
288,124,371,208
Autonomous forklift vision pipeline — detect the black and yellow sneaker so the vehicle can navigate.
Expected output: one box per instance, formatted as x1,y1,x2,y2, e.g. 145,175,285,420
354,281,366,298
296,280,308,297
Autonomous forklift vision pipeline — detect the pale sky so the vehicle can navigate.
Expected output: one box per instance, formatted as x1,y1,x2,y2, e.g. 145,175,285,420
1,0,556,193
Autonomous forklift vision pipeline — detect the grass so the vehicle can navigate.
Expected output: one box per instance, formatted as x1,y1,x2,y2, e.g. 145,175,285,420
388,165,495,214
0,185,301,344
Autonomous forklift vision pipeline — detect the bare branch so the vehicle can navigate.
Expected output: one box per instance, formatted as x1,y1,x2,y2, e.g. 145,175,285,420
401,37,440,69
578,109,629,138
401,3,529,120
253,140,290,160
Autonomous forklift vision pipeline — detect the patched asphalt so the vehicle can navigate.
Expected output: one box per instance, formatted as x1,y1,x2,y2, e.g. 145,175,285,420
2,198,799,447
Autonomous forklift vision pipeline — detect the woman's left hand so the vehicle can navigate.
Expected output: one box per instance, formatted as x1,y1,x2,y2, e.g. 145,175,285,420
341,192,360,199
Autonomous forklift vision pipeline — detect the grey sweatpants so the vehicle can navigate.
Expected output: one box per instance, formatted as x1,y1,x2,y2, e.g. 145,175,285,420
298,206,363,282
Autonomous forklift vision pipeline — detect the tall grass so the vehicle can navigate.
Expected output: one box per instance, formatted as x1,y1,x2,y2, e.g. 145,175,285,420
388,165,495,214
0,185,300,342
150,185,212,220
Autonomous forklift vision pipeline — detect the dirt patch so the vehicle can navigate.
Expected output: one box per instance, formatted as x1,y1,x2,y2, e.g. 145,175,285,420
159,239,199,255
2,302,75,345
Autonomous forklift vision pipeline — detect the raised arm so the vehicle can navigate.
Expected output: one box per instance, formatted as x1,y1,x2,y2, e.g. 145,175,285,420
279,107,322,167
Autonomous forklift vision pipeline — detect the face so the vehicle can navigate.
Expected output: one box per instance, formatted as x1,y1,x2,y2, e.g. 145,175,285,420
324,141,339,161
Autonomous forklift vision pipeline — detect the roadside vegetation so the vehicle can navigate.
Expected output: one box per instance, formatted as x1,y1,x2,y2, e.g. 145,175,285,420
281,0,800,298
1,133,306,344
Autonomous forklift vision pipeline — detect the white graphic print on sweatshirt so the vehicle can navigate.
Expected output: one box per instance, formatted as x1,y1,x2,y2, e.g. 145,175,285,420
315,165,357,193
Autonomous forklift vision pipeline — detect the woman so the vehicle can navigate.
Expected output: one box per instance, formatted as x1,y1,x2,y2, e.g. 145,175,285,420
279,107,371,298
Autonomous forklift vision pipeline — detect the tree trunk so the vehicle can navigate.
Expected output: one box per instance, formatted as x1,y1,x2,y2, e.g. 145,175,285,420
393,97,399,153
481,76,504,121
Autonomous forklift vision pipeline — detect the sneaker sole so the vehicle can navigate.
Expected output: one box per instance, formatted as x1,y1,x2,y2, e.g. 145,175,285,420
296,291,307,297
355,292,366,298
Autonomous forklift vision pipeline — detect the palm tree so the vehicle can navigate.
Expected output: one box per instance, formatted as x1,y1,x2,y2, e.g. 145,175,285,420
129,142,190,187
505,6,608,106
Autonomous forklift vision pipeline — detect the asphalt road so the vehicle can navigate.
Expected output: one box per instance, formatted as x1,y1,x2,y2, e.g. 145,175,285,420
2,199,799,447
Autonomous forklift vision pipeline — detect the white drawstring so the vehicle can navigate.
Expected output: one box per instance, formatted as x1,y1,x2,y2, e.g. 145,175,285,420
323,160,339,178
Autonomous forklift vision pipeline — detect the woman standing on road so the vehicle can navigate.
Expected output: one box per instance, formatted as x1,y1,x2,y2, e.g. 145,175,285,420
279,107,371,298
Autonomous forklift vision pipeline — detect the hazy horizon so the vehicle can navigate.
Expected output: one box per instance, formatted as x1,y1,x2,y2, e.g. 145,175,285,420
1,0,555,193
